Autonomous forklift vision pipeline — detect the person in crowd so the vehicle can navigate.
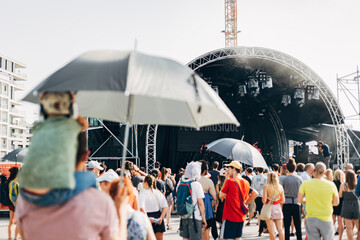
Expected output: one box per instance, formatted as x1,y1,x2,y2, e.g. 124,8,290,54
325,169,334,181
8,167,19,240
298,162,339,240
16,132,129,240
300,163,314,181
281,158,303,240
150,169,166,194
99,163,107,175
140,167,146,173
262,172,285,240
215,168,227,227
198,161,217,240
161,168,175,230
356,169,360,179
317,141,331,168
155,162,161,178
272,163,280,176
126,161,146,190
345,163,354,172
242,167,256,226
219,161,258,240
97,169,120,195
296,163,305,175
175,168,184,184
209,161,220,187
279,164,288,184
110,177,156,240
178,162,207,240
333,169,345,239
138,175,169,240
339,170,359,240
253,142,262,154
87,160,104,177
252,167,268,236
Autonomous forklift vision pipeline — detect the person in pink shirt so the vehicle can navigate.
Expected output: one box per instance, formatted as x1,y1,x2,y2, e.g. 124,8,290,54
16,132,129,240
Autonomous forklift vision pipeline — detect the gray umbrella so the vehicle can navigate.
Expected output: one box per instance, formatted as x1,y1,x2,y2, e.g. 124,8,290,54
22,50,239,182
207,138,268,169
2,148,28,163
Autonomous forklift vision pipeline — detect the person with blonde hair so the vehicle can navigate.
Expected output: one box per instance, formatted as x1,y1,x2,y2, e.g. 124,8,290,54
339,170,359,240
325,169,334,181
262,172,285,240
333,169,345,239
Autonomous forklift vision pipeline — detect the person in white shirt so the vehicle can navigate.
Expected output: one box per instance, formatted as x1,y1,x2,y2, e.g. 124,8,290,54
138,175,169,240
300,163,314,181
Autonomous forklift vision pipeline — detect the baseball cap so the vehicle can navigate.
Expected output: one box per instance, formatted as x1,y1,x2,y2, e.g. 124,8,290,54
225,161,242,170
97,170,119,183
87,161,104,170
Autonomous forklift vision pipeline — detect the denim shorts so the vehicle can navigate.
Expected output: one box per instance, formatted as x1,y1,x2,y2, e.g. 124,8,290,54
179,218,202,240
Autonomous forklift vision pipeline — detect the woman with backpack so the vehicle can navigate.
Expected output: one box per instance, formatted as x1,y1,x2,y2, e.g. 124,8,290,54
161,168,175,230
138,175,169,240
8,167,19,240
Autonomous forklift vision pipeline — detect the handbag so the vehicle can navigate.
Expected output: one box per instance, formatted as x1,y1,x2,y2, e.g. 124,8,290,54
234,179,249,214
260,192,276,220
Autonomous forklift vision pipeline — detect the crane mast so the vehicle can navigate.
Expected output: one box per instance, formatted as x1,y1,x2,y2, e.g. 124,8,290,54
224,0,238,47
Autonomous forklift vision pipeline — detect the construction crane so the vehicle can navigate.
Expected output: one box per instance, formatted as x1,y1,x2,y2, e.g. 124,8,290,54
224,0,239,47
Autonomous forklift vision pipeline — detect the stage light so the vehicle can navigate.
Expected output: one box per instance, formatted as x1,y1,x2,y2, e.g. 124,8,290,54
250,88,260,97
312,88,320,100
306,85,315,100
262,76,273,89
294,87,305,107
237,84,247,97
281,95,291,106
247,76,259,90
257,70,267,82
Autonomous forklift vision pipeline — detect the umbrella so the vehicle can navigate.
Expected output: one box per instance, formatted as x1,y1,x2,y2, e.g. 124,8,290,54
2,148,28,163
207,138,268,169
22,50,239,181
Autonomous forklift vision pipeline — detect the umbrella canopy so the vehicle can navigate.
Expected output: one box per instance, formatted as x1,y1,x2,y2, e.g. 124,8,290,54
23,50,239,128
2,148,28,163
207,138,268,169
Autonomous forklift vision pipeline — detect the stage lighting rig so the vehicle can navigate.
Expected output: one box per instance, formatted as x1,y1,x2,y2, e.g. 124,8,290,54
281,95,291,106
247,76,260,96
237,84,247,97
294,87,305,107
262,76,273,89
205,79,219,95
306,85,320,100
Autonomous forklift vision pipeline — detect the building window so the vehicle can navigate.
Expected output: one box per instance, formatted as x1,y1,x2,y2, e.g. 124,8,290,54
4,60,7,70
0,57,2,68
11,62,14,72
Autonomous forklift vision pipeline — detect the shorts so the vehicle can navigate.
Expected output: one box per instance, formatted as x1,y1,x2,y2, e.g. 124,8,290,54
147,211,165,233
305,217,334,240
255,197,263,213
248,201,256,213
220,220,244,239
180,218,202,240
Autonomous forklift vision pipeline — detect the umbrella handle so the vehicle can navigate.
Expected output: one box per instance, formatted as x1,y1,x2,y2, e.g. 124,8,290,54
191,74,201,113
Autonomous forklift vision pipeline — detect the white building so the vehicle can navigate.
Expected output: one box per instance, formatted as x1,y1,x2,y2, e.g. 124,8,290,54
0,54,31,157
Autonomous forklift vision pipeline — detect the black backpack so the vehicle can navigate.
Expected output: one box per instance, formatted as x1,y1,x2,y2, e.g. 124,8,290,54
0,175,11,206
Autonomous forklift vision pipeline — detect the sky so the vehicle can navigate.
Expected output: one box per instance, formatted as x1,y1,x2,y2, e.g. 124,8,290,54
1,0,359,127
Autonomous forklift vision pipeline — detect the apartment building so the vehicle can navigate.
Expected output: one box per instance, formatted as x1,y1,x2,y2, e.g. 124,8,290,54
0,54,31,157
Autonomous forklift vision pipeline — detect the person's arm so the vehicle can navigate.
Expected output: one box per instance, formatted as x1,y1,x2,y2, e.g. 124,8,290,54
339,183,344,198
332,183,340,206
262,185,268,204
157,206,169,225
297,192,305,204
245,188,258,205
209,181,217,201
280,187,285,204
355,177,360,197
114,188,130,240
197,198,207,229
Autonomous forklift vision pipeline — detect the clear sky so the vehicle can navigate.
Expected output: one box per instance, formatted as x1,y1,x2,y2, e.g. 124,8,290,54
1,0,359,126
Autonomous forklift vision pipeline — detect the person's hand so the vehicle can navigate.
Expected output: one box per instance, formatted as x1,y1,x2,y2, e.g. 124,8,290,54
156,218,163,225
149,218,154,224
202,221,207,229
170,175,175,181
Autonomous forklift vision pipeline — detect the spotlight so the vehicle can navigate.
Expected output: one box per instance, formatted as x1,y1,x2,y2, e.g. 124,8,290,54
306,85,315,100
262,76,273,89
281,95,291,106
257,70,267,82
247,76,259,90
294,87,305,106
312,88,320,100
250,88,260,97
237,84,247,97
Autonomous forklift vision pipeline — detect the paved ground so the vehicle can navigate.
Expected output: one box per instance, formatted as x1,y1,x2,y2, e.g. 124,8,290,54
0,212,353,239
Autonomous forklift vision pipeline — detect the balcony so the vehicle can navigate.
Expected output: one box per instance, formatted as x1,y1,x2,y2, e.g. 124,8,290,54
9,108,24,117
13,70,27,81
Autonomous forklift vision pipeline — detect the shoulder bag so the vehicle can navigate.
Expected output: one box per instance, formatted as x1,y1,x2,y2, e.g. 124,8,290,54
260,192,276,220
234,179,249,214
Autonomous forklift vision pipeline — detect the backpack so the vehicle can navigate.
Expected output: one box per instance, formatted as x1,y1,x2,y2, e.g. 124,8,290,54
176,180,195,218
0,176,12,206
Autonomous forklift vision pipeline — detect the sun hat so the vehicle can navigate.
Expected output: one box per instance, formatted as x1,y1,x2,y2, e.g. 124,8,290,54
225,161,242,170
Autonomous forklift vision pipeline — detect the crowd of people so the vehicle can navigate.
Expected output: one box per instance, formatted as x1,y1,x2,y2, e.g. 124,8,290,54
0,92,358,240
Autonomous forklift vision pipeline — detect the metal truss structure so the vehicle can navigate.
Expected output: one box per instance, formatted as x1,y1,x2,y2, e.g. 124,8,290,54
145,124,158,173
187,47,349,168
224,0,238,47
337,67,360,164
